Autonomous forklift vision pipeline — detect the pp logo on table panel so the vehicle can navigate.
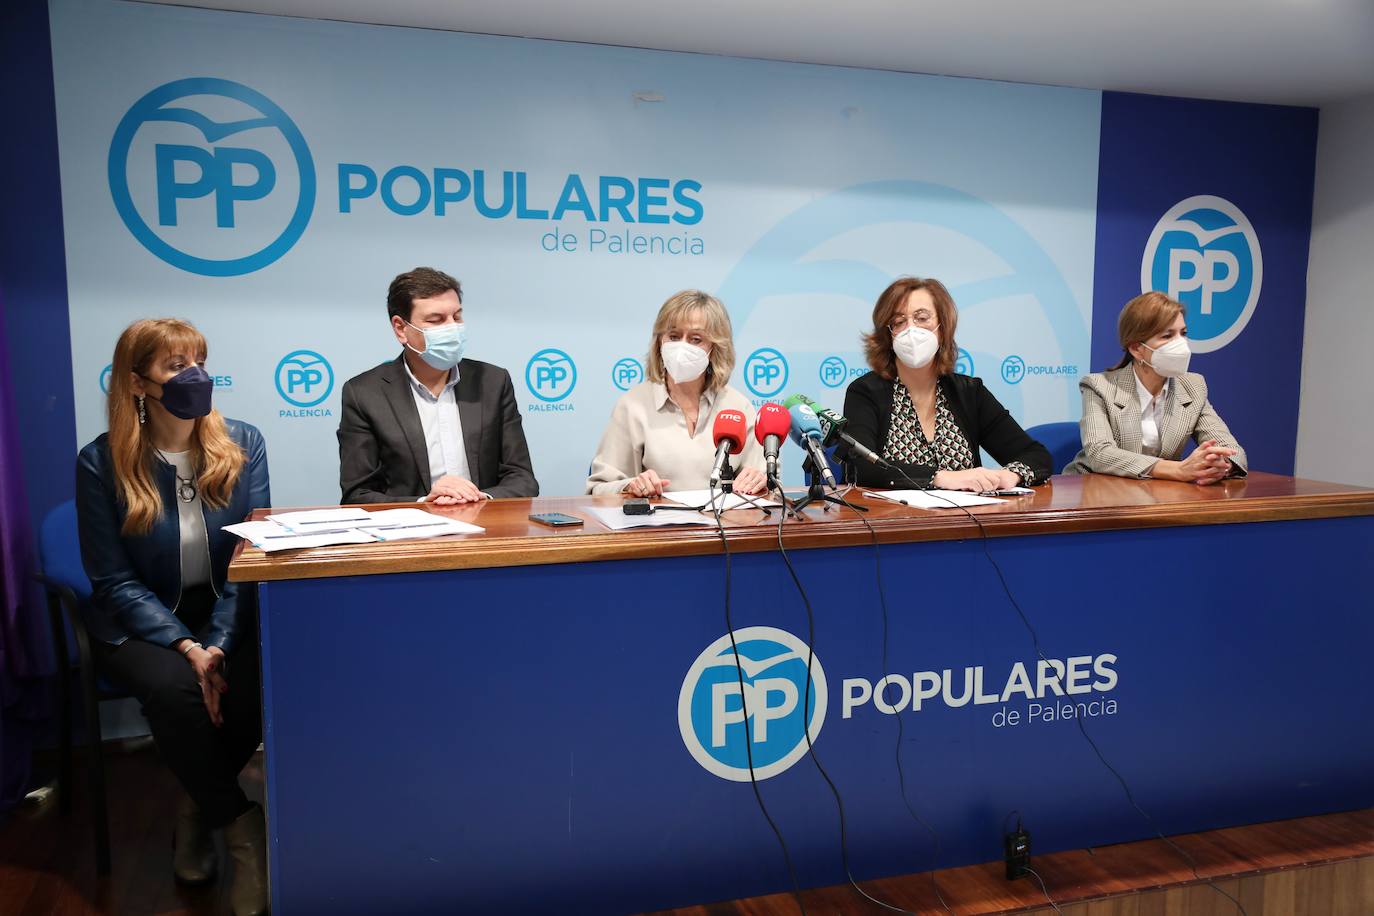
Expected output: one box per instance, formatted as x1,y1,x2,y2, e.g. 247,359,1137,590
678,626,826,782
108,77,315,277
743,347,789,398
274,350,333,407
526,348,577,402
611,357,643,391
1141,195,1262,353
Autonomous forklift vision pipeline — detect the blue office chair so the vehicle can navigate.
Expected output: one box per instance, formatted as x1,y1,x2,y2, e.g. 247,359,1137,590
36,499,120,876
1026,421,1082,475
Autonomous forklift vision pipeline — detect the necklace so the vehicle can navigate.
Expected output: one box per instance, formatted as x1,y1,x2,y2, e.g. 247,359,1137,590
157,450,198,503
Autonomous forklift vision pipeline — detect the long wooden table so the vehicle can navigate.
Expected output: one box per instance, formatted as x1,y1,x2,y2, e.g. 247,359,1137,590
231,471,1374,578
230,473,1374,915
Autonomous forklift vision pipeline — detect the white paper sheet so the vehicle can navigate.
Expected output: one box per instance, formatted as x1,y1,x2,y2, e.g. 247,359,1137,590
222,520,289,542
659,490,782,512
358,508,456,529
229,508,482,549
862,489,1006,509
265,507,375,531
357,519,485,540
585,506,716,531
251,529,378,552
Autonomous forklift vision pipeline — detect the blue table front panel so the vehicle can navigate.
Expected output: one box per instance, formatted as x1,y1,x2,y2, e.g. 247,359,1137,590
258,516,1374,914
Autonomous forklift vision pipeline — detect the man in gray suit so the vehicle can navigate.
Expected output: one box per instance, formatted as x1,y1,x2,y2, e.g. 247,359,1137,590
337,267,539,504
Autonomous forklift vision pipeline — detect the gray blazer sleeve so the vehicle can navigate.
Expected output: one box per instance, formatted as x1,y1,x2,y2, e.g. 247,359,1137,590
1073,376,1159,478
1190,378,1248,476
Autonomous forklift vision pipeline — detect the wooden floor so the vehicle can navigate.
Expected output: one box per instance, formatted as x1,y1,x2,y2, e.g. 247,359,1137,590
0,739,264,916
646,809,1374,916
1,743,1370,915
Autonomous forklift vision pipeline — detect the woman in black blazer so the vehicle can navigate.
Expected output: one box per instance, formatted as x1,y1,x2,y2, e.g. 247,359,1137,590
838,277,1051,490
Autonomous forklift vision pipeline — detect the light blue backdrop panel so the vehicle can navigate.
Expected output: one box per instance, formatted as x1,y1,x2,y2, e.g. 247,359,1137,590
49,0,1100,503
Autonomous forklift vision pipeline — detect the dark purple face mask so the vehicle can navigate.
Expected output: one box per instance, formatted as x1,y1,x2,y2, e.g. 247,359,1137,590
143,366,213,420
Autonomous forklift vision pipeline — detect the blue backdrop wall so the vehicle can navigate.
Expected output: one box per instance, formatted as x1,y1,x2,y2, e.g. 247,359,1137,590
1092,92,1317,475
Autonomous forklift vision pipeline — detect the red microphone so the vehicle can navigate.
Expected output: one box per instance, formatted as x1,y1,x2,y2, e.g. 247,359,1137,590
755,402,791,487
709,409,747,487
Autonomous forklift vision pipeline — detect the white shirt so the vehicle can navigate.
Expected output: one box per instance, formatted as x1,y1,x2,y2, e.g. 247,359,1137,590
586,381,765,495
1134,369,1170,458
403,360,472,486
157,449,210,592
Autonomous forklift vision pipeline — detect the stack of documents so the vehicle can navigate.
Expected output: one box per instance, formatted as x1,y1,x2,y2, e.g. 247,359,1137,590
225,507,485,552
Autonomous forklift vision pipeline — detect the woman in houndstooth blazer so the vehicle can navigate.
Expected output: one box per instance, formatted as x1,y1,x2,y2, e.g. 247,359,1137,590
1064,292,1246,483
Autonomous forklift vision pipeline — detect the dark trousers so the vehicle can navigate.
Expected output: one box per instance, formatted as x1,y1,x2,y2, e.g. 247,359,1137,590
94,587,262,827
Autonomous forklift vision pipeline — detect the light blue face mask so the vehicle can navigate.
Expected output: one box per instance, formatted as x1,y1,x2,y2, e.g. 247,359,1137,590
405,320,467,370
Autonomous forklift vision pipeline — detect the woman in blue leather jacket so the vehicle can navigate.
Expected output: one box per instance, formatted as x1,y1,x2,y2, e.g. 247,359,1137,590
76,319,270,916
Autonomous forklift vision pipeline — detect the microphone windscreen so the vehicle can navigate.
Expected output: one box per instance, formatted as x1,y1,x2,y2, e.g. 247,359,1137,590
755,402,792,444
781,393,812,410
788,404,824,446
712,409,747,455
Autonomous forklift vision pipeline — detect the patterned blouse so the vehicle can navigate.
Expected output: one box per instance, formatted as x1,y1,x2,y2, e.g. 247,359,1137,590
883,382,1037,486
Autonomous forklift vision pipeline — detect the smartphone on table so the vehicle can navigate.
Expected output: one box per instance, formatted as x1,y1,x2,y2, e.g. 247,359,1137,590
528,512,585,528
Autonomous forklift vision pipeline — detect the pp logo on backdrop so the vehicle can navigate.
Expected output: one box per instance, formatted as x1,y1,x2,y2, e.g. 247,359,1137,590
1141,195,1262,353
611,357,643,392
108,77,315,277
743,347,789,398
678,626,826,781
526,349,577,402
99,364,114,394
275,350,333,407
1001,355,1026,385
955,348,974,377
819,356,847,389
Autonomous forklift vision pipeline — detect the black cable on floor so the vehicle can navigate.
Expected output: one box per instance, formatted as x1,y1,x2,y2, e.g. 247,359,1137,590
708,482,809,916
834,469,955,915
774,493,914,916
880,468,1249,916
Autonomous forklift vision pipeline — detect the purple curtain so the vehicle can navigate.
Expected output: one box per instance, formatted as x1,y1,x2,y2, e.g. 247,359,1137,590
0,286,54,817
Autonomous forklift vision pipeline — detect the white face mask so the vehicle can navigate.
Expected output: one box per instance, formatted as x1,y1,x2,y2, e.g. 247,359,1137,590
1142,337,1190,378
892,326,939,370
661,340,710,384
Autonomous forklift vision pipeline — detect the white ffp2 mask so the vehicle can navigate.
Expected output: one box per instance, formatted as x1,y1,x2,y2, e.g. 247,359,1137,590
893,326,939,370
1143,337,1190,378
661,340,710,384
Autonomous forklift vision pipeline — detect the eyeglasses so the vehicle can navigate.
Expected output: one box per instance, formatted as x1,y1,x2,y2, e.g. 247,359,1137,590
888,310,937,335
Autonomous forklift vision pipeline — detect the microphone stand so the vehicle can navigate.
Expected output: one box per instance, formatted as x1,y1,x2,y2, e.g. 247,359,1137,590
791,453,869,514
710,459,775,520
764,468,805,522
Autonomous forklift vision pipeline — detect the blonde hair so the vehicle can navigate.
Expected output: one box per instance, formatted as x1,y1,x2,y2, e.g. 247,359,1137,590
1110,292,1185,370
862,277,960,380
643,290,736,393
107,319,246,536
